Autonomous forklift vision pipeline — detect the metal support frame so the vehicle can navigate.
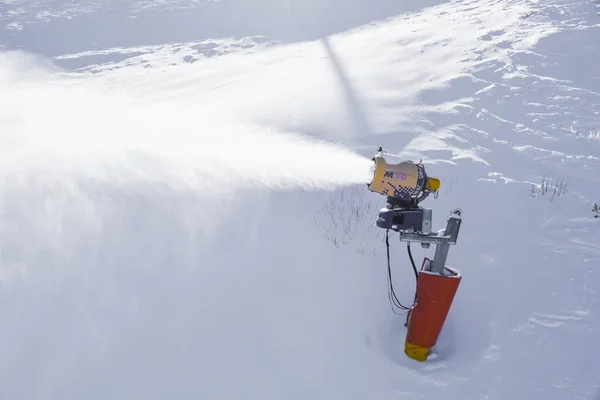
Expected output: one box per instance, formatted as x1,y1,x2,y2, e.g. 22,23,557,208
397,208,462,275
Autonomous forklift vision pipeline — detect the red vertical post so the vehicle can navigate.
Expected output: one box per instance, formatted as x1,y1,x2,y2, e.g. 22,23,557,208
404,258,461,361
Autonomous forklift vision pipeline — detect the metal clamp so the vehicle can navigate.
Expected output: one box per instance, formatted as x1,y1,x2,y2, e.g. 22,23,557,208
398,208,462,275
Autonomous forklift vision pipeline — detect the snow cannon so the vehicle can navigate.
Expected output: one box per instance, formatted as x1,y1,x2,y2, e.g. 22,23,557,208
367,148,440,233
367,147,463,362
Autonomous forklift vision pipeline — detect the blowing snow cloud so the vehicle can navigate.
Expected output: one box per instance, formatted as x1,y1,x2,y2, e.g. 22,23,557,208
0,51,374,197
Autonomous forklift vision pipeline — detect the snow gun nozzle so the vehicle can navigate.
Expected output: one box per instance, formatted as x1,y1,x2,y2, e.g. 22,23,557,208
367,147,440,209
366,147,442,234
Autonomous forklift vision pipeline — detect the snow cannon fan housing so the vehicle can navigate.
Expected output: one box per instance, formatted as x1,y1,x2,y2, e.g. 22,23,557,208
367,149,440,234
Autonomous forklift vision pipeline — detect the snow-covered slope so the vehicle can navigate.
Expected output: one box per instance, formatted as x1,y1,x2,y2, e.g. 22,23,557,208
1,0,599,399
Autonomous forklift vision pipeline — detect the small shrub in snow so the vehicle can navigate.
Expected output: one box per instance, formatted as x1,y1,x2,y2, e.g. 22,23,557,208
563,124,600,140
310,185,382,253
530,175,569,201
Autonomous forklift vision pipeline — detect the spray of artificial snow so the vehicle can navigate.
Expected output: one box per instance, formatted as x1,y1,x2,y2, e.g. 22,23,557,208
0,51,374,197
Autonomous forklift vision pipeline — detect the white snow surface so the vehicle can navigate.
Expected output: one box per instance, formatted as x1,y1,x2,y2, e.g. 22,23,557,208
1,0,599,399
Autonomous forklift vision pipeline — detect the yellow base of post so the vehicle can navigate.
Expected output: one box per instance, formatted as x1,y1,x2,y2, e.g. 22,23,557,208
404,341,429,362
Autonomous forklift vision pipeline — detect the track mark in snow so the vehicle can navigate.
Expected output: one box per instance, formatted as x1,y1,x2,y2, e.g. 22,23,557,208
527,310,590,329
478,172,522,184
569,238,600,255
482,344,501,362
479,29,506,42
513,144,600,161
513,145,566,156
53,37,271,72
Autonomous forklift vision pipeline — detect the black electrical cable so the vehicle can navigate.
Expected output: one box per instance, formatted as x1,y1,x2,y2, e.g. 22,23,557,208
406,242,419,281
406,241,419,314
385,229,412,314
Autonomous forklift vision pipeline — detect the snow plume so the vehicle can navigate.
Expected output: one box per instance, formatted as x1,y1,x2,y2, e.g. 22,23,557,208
0,53,385,400
0,51,374,198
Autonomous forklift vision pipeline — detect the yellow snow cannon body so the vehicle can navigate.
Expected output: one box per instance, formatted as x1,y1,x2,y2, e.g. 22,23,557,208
367,149,440,208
